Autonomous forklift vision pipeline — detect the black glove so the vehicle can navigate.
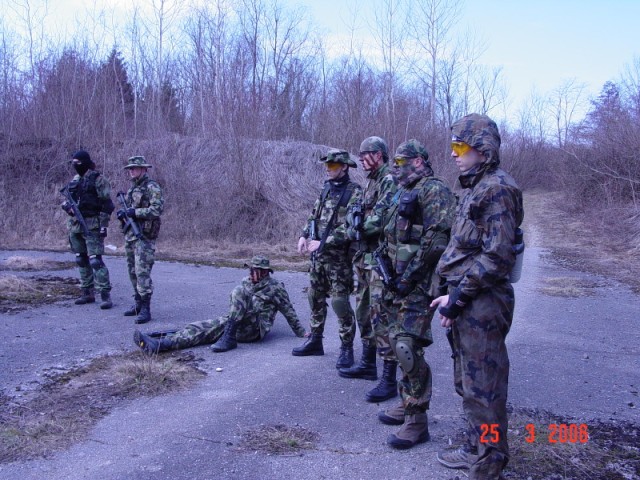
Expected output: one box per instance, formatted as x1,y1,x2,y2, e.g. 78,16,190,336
61,202,74,216
99,227,108,238
439,289,472,319
116,209,126,221
126,207,136,218
394,279,413,298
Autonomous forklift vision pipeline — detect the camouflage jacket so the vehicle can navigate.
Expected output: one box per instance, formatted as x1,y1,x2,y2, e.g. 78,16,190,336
301,175,363,257
354,163,398,266
66,170,114,233
436,165,524,298
383,174,456,292
124,174,164,241
238,276,306,338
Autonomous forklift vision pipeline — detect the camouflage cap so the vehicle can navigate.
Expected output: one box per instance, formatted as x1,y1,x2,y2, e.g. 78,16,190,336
359,136,389,159
243,255,273,273
394,139,430,163
451,113,501,166
319,148,357,168
124,156,153,169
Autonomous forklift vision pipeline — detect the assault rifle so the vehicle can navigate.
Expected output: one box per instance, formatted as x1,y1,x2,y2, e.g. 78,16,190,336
445,327,456,359
60,185,92,237
348,202,364,242
116,192,145,240
372,247,395,292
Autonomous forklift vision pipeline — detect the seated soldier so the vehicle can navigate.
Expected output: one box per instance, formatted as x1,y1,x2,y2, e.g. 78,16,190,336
134,256,307,354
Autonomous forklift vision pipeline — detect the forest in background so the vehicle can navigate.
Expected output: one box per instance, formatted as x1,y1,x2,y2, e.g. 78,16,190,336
0,0,638,256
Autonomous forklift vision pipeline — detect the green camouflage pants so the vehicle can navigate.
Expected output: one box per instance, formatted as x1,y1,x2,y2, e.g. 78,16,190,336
308,253,355,345
371,272,398,361
354,260,375,346
390,285,435,414
170,284,262,349
125,238,156,300
68,227,111,292
452,282,513,478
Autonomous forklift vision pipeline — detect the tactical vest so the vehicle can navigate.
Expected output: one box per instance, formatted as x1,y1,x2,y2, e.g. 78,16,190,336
70,171,101,218
128,176,162,240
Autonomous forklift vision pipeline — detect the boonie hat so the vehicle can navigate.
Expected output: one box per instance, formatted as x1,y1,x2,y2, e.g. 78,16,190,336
320,148,357,168
244,255,274,273
124,156,153,169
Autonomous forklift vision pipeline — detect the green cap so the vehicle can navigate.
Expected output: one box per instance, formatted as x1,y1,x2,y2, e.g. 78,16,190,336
244,255,273,273
124,156,153,169
320,148,357,168
394,139,429,163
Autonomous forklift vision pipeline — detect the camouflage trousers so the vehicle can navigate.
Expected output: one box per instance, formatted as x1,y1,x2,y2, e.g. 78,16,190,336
169,285,263,349
371,271,398,362
125,238,156,301
308,253,355,345
389,284,435,414
353,260,375,347
452,282,514,478
68,226,111,292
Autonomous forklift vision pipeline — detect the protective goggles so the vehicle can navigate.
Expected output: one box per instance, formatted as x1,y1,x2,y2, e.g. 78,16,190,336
325,162,343,171
392,157,410,167
451,141,472,156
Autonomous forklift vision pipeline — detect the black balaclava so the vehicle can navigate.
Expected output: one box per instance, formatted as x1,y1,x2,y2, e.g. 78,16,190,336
72,150,94,176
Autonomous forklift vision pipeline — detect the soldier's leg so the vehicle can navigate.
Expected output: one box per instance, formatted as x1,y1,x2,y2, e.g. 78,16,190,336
172,317,226,349
307,259,330,335
134,239,156,324
86,232,112,309
69,231,93,290
328,258,356,368
125,240,138,294
354,263,374,345
457,285,514,478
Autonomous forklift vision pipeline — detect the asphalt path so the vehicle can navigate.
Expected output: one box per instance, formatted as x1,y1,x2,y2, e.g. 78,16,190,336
0,244,638,480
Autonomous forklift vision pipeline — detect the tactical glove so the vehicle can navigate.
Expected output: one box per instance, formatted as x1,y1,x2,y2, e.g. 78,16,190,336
61,202,74,216
439,289,472,319
116,209,127,221
99,227,108,238
126,207,136,218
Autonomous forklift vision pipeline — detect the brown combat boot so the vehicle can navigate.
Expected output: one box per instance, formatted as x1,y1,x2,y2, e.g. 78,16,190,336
74,288,95,305
387,413,430,449
378,401,405,426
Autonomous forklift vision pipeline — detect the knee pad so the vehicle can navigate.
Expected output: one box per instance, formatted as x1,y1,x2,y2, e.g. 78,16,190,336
75,253,89,268
331,295,352,318
89,255,105,270
392,335,417,375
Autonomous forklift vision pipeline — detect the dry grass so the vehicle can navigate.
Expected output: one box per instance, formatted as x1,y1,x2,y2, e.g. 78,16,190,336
0,256,76,271
537,276,605,298
0,274,79,313
238,424,319,456
0,352,205,463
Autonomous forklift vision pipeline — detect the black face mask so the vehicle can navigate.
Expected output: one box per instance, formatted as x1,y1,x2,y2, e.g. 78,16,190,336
73,161,91,176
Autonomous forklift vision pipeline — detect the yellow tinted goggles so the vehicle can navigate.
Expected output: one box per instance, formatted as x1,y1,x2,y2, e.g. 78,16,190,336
393,157,409,167
451,141,472,156
325,162,342,171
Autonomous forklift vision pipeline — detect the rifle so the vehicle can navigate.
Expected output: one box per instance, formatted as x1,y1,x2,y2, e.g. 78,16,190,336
60,185,93,237
147,329,178,339
348,201,364,242
445,326,457,359
116,192,145,240
372,247,395,292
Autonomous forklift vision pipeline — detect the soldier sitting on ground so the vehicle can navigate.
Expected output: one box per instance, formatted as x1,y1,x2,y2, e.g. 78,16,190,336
134,256,307,354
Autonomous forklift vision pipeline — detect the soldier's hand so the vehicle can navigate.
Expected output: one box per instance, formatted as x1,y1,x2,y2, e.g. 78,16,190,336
394,279,413,297
116,209,127,221
125,207,136,218
297,236,308,254
99,227,108,238
307,240,321,252
61,202,74,216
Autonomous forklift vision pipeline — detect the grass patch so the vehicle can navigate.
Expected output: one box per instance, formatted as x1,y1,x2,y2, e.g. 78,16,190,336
238,424,319,455
537,276,605,298
0,351,206,463
0,256,76,271
0,274,79,313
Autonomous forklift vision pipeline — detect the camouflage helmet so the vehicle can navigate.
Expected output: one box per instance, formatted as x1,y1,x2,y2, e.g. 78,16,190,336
319,148,357,168
243,255,273,273
359,136,389,161
124,155,153,170
394,139,430,164
451,113,501,166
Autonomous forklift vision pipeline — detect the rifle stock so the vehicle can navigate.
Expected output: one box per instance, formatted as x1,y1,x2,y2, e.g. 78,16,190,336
116,192,145,240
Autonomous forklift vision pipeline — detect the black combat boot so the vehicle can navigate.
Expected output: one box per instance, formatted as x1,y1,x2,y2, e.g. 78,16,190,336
365,360,398,402
124,293,142,316
74,288,95,305
291,332,324,356
99,291,113,310
134,330,174,354
211,320,239,352
135,298,151,324
335,341,354,369
338,343,377,379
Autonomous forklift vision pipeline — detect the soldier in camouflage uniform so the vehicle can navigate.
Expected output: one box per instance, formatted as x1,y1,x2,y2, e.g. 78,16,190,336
134,256,306,354
116,156,164,324
338,137,399,401
292,149,363,369
431,114,524,479
377,140,456,450
61,150,115,309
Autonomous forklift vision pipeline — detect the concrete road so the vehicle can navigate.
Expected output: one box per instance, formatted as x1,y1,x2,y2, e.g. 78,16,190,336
0,244,638,480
